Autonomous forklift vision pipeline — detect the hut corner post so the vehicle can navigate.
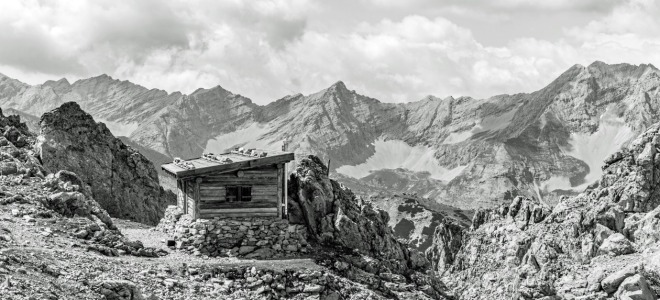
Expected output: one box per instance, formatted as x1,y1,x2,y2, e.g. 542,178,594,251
282,141,289,219
192,177,202,220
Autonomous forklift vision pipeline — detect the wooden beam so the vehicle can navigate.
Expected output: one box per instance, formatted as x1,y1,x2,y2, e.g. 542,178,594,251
284,162,288,219
277,163,283,219
192,177,202,219
200,202,277,209
182,179,188,214
200,212,278,219
200,207,278,214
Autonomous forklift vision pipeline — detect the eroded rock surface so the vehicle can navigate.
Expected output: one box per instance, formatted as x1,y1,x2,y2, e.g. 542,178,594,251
287,155,451,299
36,102,175,225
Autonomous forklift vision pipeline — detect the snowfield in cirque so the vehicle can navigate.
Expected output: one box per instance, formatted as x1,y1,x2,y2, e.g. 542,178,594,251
204,123,279,153
336,139,467,181
550,111,635,191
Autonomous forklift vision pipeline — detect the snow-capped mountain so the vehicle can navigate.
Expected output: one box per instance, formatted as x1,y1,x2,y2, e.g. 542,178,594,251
1,61,659,211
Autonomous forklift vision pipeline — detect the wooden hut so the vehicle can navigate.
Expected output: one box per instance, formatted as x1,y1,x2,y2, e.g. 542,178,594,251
161,149,295,220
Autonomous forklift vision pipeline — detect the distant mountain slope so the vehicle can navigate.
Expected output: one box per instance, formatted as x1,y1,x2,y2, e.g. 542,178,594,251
2,61,659,210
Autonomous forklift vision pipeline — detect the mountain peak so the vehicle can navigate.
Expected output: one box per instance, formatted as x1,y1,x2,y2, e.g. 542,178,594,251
40,102,101,133
327,80,349,93
189,84,231,97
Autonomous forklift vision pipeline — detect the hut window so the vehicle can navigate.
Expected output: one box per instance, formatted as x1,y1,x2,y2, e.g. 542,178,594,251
226,186,238,202
240,186,252,202
226,186,252,202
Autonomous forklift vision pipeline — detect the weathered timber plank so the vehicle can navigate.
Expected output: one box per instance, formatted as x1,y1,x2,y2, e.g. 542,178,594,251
199,190,226,196
200,202,277,209
200,212,278,219
201,207,278,214
199,186,226,190
200,196,276,202
203,175,277,180
277,163,283,219
202,180,277,185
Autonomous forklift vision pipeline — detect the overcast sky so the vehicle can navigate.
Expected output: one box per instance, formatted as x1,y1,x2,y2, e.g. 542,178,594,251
1,0,659,104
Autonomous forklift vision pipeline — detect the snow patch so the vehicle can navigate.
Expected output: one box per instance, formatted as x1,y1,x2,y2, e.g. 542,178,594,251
560,112,635,190
540,176,573,192
336,139,467,181
443,131,472,144
205,123,279,153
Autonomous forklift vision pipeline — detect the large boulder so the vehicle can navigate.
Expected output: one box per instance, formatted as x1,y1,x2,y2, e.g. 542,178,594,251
597,233,634,257
36,102,175,225
615,274,656,300
96,280,145,300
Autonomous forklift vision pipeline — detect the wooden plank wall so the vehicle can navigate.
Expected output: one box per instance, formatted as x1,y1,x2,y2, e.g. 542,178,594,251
198,165,280,219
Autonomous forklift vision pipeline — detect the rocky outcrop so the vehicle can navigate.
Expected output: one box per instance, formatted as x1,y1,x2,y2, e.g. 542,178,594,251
0,107,166,259
288,156,428,273
36,102,175,225
425,220,464,274
434,123,660,299
286,156,452,299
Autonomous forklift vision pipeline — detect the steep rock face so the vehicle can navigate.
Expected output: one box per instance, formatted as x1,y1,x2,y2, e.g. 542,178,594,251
287,156,428,273
433,123,660,299
129,85,257,159
36,102,175,225
286,156,455,299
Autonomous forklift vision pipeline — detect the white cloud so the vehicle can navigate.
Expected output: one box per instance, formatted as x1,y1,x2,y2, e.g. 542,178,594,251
0,0,658,104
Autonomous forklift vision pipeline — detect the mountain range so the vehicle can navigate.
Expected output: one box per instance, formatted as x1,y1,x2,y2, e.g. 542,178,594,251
1,61,659,212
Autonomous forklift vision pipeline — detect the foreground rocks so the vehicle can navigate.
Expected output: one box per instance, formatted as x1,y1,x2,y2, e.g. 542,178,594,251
36,102,175,225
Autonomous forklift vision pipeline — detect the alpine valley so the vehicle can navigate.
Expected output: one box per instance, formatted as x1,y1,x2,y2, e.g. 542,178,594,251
1,61,659,252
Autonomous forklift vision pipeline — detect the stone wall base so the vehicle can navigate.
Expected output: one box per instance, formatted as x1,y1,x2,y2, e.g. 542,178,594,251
157,206,309,259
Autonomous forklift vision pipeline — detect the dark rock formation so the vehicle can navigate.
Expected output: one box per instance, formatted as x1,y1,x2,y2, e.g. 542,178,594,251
425,220,464,274
36,102,175,225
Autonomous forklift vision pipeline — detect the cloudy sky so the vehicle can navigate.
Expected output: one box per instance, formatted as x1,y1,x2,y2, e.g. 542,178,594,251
1,0,659,104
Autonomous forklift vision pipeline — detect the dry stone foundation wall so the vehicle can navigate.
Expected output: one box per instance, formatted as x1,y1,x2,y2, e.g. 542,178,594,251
158,206,308,259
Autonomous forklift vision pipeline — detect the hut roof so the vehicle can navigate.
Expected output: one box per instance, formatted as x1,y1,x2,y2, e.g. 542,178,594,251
162,149,294,178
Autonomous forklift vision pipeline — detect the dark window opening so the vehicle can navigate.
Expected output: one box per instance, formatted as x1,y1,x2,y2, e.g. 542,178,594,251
226,186,252,202
241,186,252,202
226,186,238,202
